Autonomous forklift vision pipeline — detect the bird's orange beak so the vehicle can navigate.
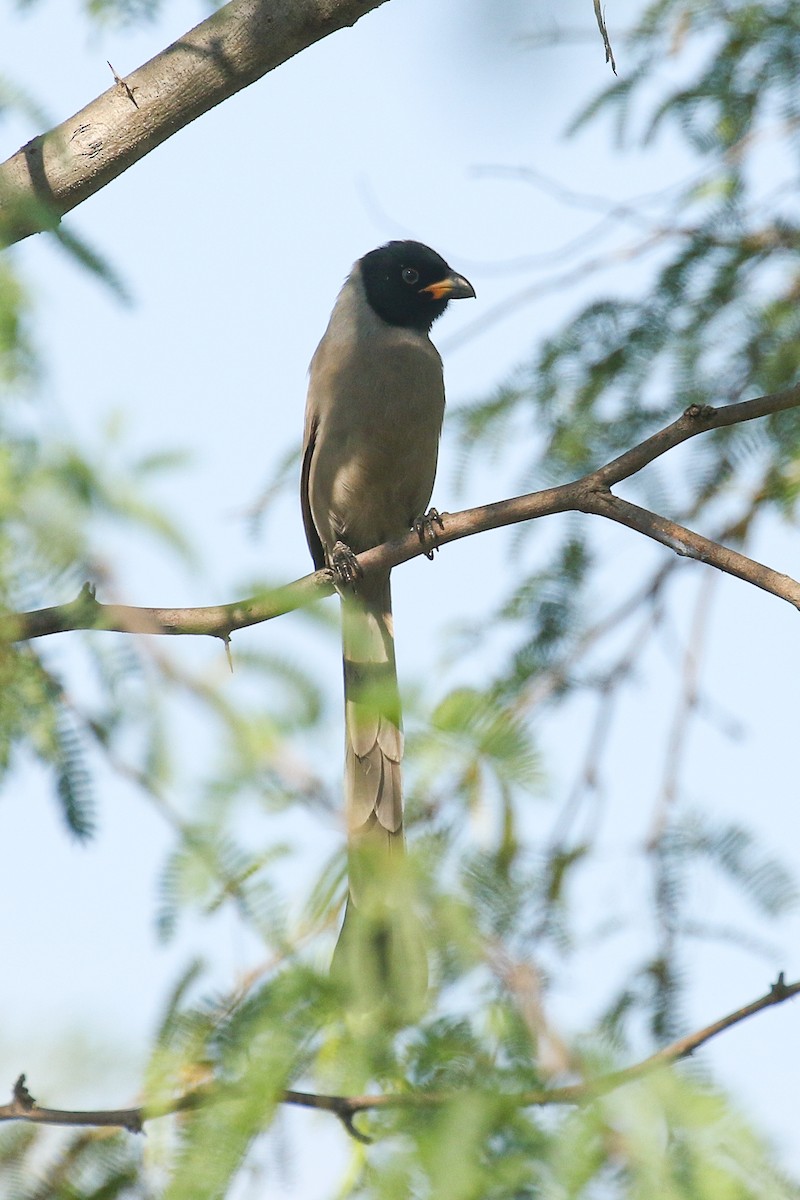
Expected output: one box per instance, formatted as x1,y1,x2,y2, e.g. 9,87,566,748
420,272,476,302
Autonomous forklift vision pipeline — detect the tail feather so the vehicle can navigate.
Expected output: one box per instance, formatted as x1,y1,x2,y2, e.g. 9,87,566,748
333,576,427,1015
341,576,404,847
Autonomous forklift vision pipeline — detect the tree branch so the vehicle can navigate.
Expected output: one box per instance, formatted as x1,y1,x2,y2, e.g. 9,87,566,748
0,577,332,641
5,386,800,643
2,974,796,1142
594,388,800,487
581,492,800,608
0,0,388,245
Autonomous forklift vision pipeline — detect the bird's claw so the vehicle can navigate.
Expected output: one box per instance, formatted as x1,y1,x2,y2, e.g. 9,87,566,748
330,541,362,588
414,508,445,561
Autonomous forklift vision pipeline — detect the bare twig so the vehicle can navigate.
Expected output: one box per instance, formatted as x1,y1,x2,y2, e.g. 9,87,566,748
544,601,660,854
524,560,674,710
593,0,617,74
2,975,795,1140
440,228,666,353
648,571,717,849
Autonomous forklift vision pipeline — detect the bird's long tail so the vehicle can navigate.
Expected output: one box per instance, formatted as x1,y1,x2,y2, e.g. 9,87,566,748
342,574,404,865
332,575,426,1012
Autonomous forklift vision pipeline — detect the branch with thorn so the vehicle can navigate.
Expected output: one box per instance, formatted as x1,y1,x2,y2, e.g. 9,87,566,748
107,62,138,109
1,975,796,1143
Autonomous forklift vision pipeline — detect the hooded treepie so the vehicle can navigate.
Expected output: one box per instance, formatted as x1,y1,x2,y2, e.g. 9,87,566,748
301,241,475,1001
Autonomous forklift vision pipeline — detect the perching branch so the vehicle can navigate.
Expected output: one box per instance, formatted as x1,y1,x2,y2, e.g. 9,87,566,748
4,386,800,643
0,576,331,642
0,0,388,245
2,974,796,1143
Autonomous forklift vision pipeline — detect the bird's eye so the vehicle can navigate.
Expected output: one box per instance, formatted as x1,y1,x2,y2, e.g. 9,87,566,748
402,267,419,285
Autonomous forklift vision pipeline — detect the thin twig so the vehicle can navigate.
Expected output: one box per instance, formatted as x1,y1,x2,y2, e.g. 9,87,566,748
544,602,658,852
647,571,717,849
523,560,674,710
593,0,617,74
2,975,795,1140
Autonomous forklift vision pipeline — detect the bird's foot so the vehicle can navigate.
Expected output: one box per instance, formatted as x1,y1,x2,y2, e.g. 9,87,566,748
330,541,362,588
414,508,445,561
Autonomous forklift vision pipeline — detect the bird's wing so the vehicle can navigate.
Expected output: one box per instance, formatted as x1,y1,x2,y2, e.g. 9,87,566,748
300,415,326,570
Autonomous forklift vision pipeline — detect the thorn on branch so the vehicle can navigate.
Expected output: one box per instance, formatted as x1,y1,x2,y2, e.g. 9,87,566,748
69,581,101,624
13,1074,34,1110
337,1107,372,1144
107,61,139,109
769,970,788,999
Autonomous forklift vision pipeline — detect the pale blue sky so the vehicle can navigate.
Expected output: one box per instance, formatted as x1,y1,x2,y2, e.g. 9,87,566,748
1,1,798,1194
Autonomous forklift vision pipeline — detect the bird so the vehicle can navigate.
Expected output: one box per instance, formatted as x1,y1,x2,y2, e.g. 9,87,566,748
301,240,475,1010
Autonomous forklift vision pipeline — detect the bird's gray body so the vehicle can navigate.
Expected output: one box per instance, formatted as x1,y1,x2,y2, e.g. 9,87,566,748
300,242,473,1005
301,262,446,863
303,264,445,562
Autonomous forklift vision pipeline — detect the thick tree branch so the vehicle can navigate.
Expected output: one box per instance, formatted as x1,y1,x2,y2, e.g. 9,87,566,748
0,0,388,245
5,386,800,643
2,974,795,1142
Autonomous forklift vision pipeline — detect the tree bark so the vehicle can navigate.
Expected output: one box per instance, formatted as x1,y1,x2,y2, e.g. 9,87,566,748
0,0,389,246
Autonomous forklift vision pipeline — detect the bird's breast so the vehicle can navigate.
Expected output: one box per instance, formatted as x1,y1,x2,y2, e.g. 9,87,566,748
308,336,446,554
